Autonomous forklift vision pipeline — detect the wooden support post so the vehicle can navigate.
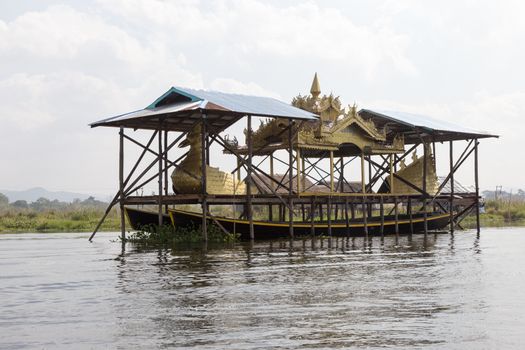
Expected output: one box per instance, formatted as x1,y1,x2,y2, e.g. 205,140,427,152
344,197,350,237
474,139,480,234
302,156,306,191
351,203,355,219
297,148,301,193
361,151,365,194
394,196,399,236
330,151,334,192
246,115,254,240
269,152,274,222
362,197,368,238
340,156,345,191
158,125,163,228
450,140,454,233
270,152,274,177
423,144,428,236
201,117,207,241
163,129,169,213
236,158,241,181
408,197,414,234
327,197,332,236
390,154,394,194
367,155,373,217
310,196,315,236
380,195,384,236
288,119,294,238
119,127,125,241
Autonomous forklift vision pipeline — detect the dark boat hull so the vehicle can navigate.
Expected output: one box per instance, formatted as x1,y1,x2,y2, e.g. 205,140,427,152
125,207,450,239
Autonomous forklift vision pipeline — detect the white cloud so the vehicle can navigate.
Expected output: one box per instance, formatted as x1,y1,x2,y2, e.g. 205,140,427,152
0,0,523,193
96,0,417,80
209,78,280,98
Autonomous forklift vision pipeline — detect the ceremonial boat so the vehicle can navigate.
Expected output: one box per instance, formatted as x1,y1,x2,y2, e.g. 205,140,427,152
125,206,450,238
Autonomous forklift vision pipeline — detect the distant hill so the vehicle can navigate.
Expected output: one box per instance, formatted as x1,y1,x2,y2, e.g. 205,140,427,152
0,187,95,203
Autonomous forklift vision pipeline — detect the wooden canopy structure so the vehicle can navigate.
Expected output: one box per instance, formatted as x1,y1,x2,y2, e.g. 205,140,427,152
88,75,498,242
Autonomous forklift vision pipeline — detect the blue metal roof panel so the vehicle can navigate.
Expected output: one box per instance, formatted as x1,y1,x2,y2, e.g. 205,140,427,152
90,100,202,127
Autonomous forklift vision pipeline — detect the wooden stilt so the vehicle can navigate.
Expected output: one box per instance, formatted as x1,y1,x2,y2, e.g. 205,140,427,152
119,127,126,241
158,125,163,228
380,195,384,236
297,148,301,193
310,196,315,236
200,117,207,240
269,152,274,222
408,197,414,234
164,129,169,213
344,197,350,237
394,196,399,236
450,140,454,233
423,144,428,236
327,197,332,236
302,156,306,192
389,154,394,194
361,151,366,194
288,119,294,238
330,151,334,192
474,139,480,234
247,115,254,240
362,197,368,238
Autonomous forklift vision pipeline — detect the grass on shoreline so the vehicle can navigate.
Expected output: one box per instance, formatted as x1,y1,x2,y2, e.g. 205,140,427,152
0,207,120,233
1,199,524,234
463,199,525,228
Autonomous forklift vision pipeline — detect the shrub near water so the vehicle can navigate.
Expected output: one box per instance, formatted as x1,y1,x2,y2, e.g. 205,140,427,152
123,223,240,245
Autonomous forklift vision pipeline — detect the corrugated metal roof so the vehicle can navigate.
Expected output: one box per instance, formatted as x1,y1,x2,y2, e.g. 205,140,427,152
92,100,203,126
174,87,318,120
90,86,318,132
359,109,498,142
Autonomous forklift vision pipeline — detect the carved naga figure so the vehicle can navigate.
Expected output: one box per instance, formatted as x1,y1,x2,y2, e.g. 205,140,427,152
171,124,245,195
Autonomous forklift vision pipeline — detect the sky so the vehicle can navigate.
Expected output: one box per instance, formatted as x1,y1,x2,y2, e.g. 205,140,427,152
0,0,523,198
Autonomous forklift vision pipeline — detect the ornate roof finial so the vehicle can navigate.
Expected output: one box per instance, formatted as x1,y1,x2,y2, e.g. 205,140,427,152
310,72,321,99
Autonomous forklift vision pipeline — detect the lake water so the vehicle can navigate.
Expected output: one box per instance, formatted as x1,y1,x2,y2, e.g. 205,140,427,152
1,228,524,349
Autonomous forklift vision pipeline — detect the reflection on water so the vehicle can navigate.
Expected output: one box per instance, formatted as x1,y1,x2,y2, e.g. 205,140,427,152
1,229,524,349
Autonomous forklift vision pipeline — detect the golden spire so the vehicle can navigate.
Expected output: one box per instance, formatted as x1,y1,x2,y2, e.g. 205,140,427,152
310,72,321,98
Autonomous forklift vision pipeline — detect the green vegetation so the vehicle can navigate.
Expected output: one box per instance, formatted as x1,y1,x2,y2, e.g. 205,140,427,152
123,223,240,245
463,199,525,228
0,195,120,233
